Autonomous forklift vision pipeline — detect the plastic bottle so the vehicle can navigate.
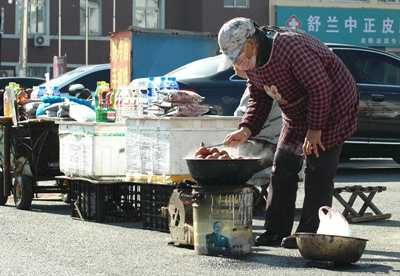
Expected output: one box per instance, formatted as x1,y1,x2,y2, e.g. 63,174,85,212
53,86,61,96
38,85,46,99
133,88,142,117
3,84,13,117
158,77,166,101
146,77,157,106
168,76,179,92
105,89,116,122
95,81,107,122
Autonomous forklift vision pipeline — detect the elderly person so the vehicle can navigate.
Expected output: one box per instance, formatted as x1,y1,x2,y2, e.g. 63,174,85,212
220,18,359,248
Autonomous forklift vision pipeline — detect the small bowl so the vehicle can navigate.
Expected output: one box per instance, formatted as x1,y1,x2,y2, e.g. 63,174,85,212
295,233,368,264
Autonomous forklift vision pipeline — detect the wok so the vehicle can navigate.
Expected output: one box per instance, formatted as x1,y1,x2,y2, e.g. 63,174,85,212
185,158,263,186
295,233,368,264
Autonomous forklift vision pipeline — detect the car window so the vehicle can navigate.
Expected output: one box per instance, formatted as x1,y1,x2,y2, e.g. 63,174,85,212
45,65,109,91
334,49,400,85
165,55,225,79
62,69,110,92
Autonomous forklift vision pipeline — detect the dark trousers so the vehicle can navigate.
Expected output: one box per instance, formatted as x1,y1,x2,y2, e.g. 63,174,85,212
265,143,343,237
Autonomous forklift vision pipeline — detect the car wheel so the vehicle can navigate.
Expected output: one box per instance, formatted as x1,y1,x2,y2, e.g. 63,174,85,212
393,157,400,164
13,174,33,210
0,171,8,206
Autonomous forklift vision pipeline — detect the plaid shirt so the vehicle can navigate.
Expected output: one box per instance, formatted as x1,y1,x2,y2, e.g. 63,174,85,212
240,31,359,155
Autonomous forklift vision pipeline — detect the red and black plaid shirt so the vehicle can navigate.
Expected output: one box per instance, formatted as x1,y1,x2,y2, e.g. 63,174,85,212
240,31,359,155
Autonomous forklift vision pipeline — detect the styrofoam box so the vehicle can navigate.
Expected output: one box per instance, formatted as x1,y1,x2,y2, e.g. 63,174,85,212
126,116,241,176
58,122,126,178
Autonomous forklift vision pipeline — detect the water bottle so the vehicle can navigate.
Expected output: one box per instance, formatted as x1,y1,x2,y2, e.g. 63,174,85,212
38,85,46,99
157,77,166,100
135,88,143,117
53,86,61,96
168,76,179,92
147,77,158,106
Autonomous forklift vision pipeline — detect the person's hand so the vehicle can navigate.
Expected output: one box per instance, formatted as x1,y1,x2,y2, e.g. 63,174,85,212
303,129,326,157
224,127,251,147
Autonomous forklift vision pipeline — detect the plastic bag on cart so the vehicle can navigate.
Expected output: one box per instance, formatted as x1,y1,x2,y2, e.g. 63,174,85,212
164,103,209,117
317,206,351,237
69,102,95,123
166,90,205,104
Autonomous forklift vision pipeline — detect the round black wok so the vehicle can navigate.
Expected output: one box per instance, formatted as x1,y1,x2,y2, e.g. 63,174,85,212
185,158,264,186
295,233,368,264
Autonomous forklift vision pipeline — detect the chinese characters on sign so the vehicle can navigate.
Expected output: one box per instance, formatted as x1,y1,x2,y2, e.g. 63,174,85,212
306,15,397,45
277,6,400,47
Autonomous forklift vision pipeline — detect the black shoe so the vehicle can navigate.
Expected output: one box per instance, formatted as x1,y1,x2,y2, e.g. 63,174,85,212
281,235,298,249
255,232,283,247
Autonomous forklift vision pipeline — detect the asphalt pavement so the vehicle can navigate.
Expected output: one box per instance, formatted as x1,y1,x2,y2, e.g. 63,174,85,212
0,159,399,276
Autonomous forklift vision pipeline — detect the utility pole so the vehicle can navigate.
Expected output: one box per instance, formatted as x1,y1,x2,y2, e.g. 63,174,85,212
85,0,88,65
268,0,275,26
113,0,116,32
19,0,29,77
58,0,61,56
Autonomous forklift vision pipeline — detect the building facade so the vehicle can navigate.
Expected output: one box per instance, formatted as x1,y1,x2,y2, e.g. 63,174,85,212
1,0,399,78
0,0,268,77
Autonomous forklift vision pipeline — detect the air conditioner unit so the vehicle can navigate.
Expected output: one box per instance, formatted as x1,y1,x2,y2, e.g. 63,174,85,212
34,34,50,47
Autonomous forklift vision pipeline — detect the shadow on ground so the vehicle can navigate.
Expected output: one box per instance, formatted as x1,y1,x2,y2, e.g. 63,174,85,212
208,251,394,273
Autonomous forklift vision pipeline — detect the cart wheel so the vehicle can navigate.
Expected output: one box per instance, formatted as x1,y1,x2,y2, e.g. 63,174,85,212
0,171,8,205
13,174,33,210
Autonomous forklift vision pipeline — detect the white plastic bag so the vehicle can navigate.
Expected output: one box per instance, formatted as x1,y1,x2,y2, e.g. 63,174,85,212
69,102,95,123
317,206,352,237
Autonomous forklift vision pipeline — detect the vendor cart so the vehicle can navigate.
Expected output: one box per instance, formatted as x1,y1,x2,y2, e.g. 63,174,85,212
0,117,66,210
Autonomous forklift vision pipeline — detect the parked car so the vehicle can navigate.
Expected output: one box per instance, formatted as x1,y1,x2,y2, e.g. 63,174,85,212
0,77,45,90
36,64,110,94
161,44,400,163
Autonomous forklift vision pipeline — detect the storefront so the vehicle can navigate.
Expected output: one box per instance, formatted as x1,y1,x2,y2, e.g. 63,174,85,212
276,5,400,54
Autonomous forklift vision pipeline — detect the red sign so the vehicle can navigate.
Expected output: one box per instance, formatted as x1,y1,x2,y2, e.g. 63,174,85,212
286,15,302,30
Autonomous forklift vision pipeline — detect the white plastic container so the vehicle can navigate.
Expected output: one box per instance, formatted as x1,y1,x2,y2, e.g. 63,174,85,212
125,116,240,179
58,122,126,178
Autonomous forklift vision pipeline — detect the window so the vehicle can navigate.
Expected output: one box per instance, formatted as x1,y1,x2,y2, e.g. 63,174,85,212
80,0,102,36
69,69,110,92
224,0,249,8
15,0,49,34
28,0,47,34
334,49,400,85
133,0,161,28
0,67,16,77
27,66,48,78
166,55,225,79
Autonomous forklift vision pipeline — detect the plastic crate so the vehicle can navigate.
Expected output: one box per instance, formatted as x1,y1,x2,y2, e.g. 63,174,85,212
58,122,126,178
70,180,141,222
141,184,175,232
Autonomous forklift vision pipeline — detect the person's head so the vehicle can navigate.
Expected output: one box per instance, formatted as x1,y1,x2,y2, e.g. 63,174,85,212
213,221,222,234
218,17,259,72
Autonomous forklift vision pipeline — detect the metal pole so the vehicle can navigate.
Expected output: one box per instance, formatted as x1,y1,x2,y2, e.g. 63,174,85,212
19,0,29,77
113,0,116,32
58,0,61,56
268,0,276,26
85,0,88,65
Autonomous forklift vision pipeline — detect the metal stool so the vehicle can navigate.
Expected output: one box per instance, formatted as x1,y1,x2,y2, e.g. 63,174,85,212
333,185,391,223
